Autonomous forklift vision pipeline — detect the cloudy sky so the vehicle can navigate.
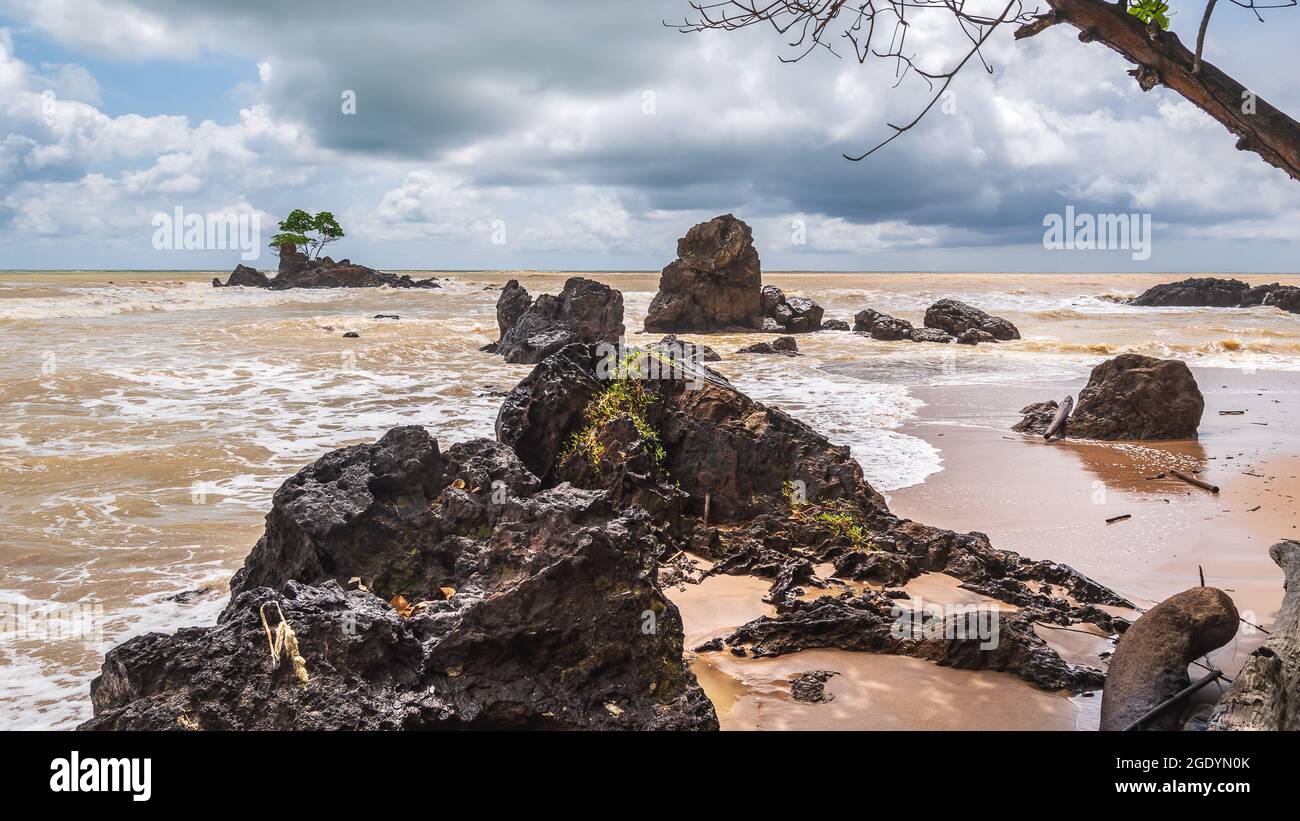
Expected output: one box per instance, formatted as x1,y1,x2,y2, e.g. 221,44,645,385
1,0,1297,272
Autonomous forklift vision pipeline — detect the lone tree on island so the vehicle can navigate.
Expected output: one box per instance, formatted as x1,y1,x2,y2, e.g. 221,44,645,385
675,0,1300,181
269,209,345,259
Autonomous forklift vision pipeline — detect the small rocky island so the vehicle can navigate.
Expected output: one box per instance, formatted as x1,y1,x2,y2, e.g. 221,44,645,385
1130,277,1300,313
212,242,441,290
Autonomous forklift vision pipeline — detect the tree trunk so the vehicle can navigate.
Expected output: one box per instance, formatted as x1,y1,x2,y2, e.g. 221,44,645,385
1208,540,1300,730
1018,0,1300,182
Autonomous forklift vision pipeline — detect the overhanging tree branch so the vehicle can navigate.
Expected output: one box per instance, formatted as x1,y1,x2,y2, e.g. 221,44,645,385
1017,0,1300,181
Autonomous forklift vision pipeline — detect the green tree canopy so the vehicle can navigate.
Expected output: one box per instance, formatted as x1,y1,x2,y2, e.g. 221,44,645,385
269,209,345,259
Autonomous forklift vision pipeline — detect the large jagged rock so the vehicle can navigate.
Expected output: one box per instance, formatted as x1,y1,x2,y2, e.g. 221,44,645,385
1099,586,1238,731
1070,354,1204,440
484,277,624,364
1130,277,1252,307
924,299,1020,341
80,426,717,731
494,279,532,337
644,215,763,332
493,344,1131,692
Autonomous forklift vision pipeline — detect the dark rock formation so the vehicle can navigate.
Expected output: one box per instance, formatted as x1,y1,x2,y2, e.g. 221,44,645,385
853,309,886,333
483,276,624,364
1130,278,1300,314
735,336,800,356
955,328,996,345
81,427,717,731
85,338,1141,730
1099,586,1238,731
1070,354,1204,440
644,215,762,332
1130,277,1252,308
1012,355,1203,440
854,309,953,343
909,328,953,343
650,334,721,362
925,299,1020,340
494,343,1129,697
790,670,838,703
494,279,532,338
759,285,824,333
821,319,850,331
1011,401,1061,435
869,317,914,341
213,264,270,288
211,245,441,290
1241,283,1300,313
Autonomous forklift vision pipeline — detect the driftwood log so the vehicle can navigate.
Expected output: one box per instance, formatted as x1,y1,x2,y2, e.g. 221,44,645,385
1099,586,1239,731
1208,541,1300,731
1044,395,1073,440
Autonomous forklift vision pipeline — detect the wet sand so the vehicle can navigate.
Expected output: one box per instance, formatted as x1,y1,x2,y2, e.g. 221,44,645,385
890,366,1299,681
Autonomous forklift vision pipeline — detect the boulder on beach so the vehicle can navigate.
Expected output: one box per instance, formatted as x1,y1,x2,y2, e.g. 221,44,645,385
1099,586,1238,731
924,299,1020,341
1071,354,1204,440
484,276,624,364
1013,354,1204,440
80,427,717,731
644,214,762,332
821,319,850,331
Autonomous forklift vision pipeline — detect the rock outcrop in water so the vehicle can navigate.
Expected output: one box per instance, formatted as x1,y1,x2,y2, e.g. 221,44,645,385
735,336,800,356
81,427,716,730
482,276,624,364
644,215,763,332
1099,586,1238,731
212,244,441,290
84,341,1139,730
924,299,1020,340
853,309,956,343
1014,354,1204,440
1131,277,1300,314
760,285,824,333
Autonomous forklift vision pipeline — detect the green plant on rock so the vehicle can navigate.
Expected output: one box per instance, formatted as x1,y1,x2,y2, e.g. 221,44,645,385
560,351,667,472
783,480,875,552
